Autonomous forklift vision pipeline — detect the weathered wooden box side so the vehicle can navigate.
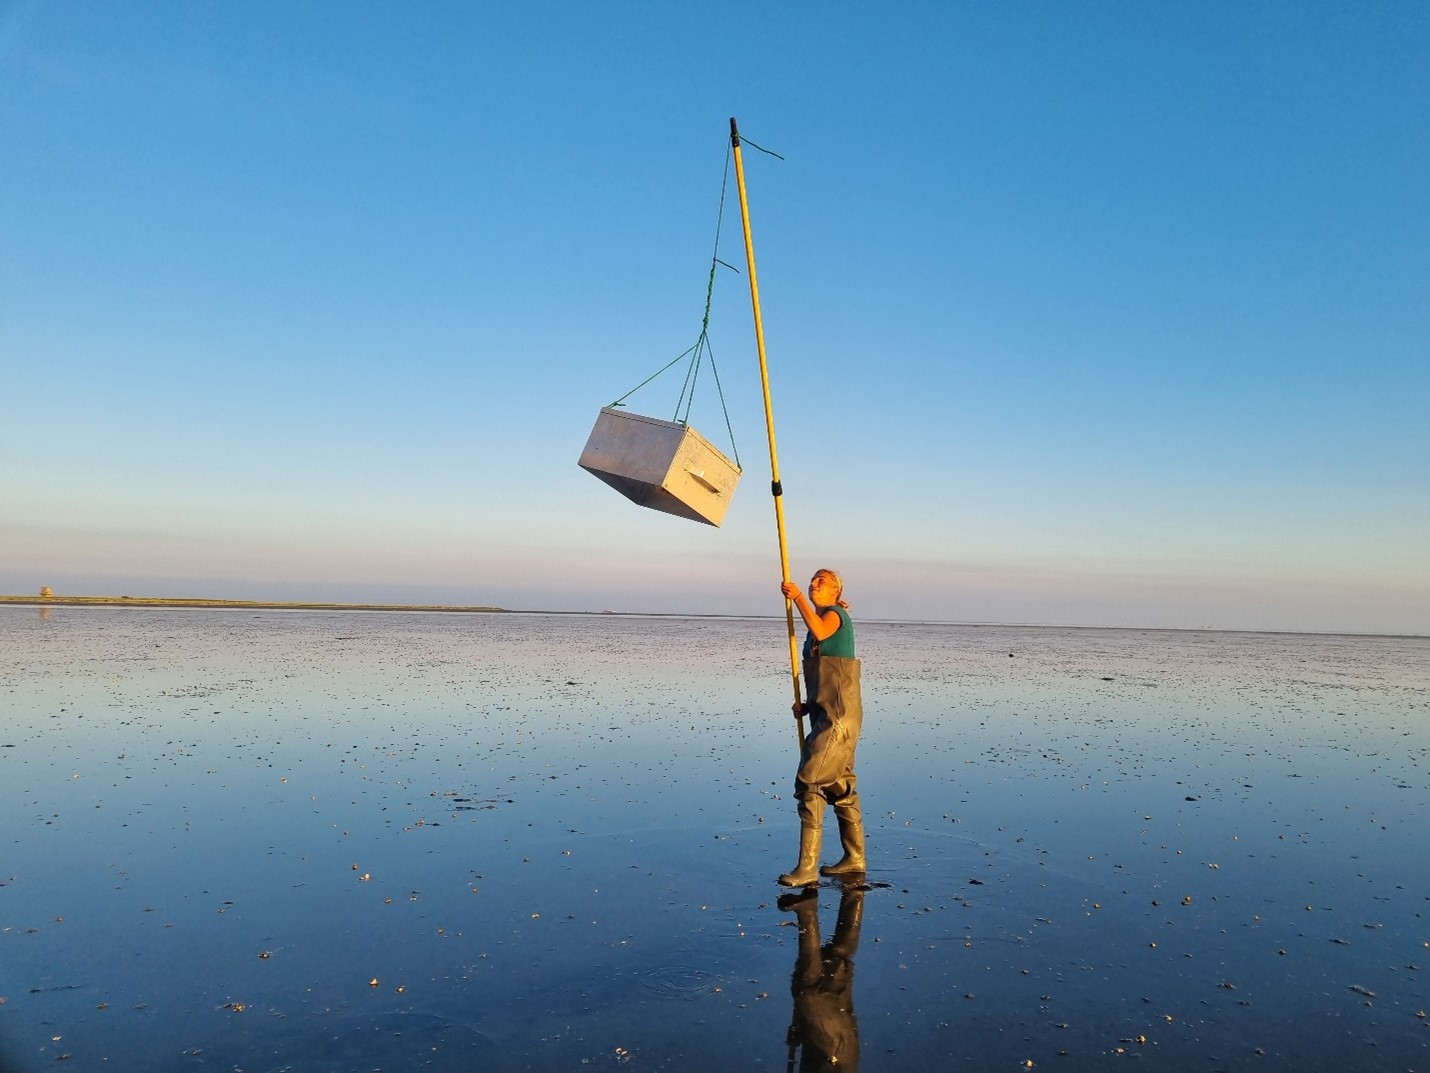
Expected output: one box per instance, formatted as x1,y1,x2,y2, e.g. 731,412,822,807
578,407,741,527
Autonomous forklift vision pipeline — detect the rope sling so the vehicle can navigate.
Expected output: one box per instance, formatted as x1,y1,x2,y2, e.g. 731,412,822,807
606,144,758,472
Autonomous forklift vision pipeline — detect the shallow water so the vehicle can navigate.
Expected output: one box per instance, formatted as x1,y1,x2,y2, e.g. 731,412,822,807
1,608,1426,1072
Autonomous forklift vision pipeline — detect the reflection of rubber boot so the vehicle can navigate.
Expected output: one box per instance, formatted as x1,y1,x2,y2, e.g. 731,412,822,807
779,798,824,887
780,888,824,990
828,886,865,959
777,887,820,933
820,800,866,876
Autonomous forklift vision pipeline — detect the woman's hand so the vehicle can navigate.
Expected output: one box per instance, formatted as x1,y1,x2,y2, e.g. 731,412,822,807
782,577,841,641
791,701,808,718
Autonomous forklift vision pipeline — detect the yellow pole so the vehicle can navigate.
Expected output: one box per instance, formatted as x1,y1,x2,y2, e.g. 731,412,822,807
730,116,804,752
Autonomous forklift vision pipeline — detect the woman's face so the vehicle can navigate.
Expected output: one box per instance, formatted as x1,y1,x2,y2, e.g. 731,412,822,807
808,573,838,604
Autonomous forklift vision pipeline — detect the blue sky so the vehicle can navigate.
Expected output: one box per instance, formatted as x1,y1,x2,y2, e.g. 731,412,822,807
2,2,1426,634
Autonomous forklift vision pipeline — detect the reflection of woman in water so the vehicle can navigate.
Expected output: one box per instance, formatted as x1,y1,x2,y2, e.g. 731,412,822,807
778,568,866,887
781,885,864,1072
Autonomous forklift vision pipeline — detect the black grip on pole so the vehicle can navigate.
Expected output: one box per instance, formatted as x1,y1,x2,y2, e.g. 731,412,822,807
771,480,782,497
730,116,740,147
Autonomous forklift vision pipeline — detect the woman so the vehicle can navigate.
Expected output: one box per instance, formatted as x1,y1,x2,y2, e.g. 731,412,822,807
777,568,866,886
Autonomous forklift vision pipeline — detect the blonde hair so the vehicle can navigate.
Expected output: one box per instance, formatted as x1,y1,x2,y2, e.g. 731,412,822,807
814,568,851,610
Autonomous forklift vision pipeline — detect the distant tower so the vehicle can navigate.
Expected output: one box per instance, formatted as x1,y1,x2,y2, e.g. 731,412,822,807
39,586,54,598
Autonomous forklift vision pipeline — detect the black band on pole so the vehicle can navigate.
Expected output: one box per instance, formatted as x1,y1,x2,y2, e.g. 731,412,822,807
730,116,740,147
771,480,783,497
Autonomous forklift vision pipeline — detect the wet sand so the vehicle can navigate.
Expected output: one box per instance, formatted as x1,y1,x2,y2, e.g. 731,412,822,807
0,608,1425,1071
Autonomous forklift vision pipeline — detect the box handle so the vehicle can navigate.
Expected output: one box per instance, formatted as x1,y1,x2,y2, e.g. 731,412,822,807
685,467,723,495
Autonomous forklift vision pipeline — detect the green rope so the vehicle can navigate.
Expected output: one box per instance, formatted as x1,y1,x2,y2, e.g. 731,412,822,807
675,145,733,421
675,337,702,422
737,134,785,160
609,137,757,472
706,335,741,471
610,343,698,408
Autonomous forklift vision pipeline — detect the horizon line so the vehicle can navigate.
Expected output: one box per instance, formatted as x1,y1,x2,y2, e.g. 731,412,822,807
1,594,1423,641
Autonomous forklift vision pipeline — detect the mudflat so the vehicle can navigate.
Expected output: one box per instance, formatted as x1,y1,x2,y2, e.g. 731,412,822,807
1,608,1425,1071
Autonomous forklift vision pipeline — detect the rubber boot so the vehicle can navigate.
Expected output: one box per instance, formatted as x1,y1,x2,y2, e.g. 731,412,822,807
779,795,824,886
820,801,866,876
778,821,823,887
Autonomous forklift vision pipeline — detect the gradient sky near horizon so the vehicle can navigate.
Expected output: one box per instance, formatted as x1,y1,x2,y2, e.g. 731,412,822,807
3,2,1426,634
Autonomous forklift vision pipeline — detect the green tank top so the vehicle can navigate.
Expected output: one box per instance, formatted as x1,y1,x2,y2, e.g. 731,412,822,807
804,606,855,660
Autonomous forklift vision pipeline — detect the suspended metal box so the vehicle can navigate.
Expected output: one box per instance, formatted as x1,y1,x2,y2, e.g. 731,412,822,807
578,407,741,527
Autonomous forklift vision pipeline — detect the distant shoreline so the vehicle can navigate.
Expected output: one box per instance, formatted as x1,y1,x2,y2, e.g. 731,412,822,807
1,596,1421,639
0,595,505,614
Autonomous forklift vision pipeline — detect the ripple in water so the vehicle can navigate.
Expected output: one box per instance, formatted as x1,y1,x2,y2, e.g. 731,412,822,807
640,965,724,999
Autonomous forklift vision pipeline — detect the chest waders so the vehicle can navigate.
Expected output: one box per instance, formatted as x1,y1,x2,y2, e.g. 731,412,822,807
777,648,867,886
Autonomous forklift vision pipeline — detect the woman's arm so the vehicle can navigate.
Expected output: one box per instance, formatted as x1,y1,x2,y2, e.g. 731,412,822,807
780,581,843,641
